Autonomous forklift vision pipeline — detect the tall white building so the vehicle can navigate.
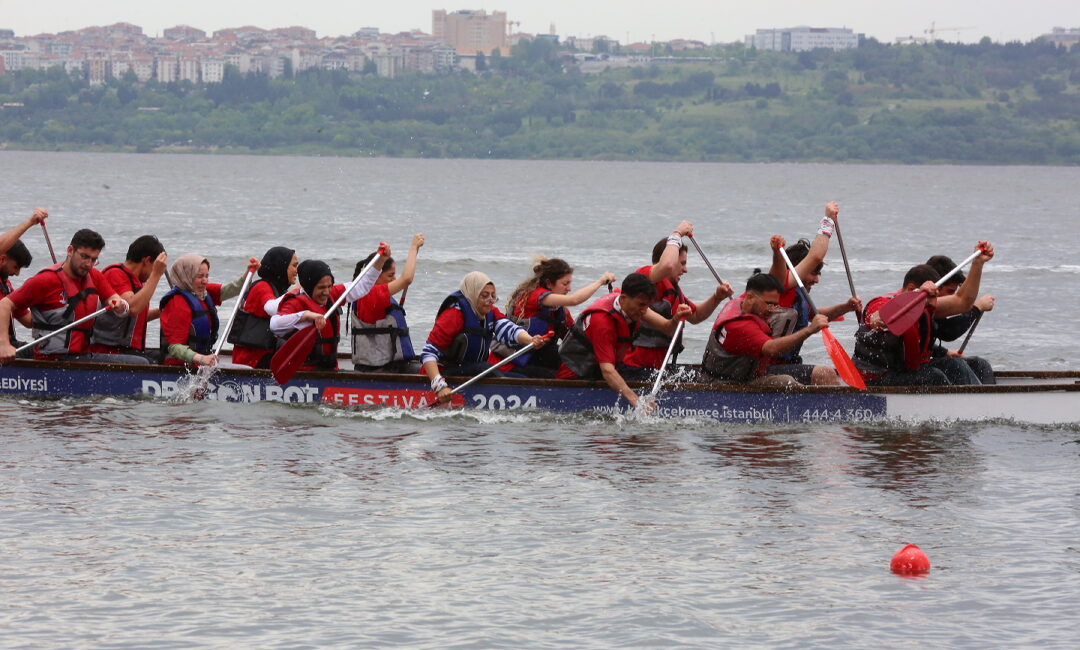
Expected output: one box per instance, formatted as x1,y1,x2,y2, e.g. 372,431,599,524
746,27,859,52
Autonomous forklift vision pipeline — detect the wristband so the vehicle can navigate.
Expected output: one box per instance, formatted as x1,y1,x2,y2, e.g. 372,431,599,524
431,375,448,393
817,217,835,238
667,234,682,247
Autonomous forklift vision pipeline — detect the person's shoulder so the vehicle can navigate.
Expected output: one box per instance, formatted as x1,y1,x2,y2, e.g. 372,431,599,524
101,265,134,289
362,282,391,302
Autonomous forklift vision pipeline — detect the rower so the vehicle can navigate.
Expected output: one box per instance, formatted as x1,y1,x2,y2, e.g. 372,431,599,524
423,271,551,403
159,253,260,367
853,242,994,386
0,229,137,364
700,272,840,386
925,255,996,384
557,273,691,409
499,257,617,378
350,233,424,374
230,246,298,369
623,220,733,372
0,241,34,357
766,201,861,363
270,254,387,373
90,235,168,363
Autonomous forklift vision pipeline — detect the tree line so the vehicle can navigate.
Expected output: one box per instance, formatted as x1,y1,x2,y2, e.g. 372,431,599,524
0,36,1077,164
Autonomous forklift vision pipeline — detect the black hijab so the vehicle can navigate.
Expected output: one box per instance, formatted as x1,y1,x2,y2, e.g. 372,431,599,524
297,260,333,299
258,246,295,294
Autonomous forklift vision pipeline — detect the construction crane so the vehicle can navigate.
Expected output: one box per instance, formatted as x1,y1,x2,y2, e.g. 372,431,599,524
924,21,975,42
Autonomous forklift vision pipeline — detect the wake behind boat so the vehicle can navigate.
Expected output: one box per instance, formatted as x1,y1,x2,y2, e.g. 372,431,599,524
2,358,1078,425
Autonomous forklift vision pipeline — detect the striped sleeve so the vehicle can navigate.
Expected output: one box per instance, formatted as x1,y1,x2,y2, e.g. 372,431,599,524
494,318,526,346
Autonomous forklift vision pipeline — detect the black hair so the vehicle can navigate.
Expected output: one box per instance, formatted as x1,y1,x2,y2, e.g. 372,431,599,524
354,252,393,279
745,272,784,294
651,238,688,264
785,238,812,267
903,264,942,288
5,240,32,268
621,272,658,300
925,255,965,286
70,228,105,251
125,235,165,263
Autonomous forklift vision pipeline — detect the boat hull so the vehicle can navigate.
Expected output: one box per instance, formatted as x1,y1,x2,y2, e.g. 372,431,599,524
2,360,1078,425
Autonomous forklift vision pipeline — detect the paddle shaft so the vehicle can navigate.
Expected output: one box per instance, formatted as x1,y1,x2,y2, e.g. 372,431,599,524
649,319,685,398
832,221,862,323
778,247,820,315
446,342,536,397
212,269,255,356
40,221,58,264
688,234,726,286
957,310,984,354
880,248,985,334
16,306,109,353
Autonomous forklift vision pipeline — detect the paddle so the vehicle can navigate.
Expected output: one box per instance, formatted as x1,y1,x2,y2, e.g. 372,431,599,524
271,244,387,384
16,306,109,354
779,247,866,390
688,234,725,286
429,341,538,408
648,319,685,399
40,220,58,264
879,249,982,336
191,269,256,400
832,221,862,324
958,310,984,355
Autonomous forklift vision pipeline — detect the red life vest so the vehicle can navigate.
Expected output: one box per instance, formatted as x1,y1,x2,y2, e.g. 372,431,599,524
280,291,340,370
557,292,637,379
700,294,771,380
854,291,935,377
29,262,101,357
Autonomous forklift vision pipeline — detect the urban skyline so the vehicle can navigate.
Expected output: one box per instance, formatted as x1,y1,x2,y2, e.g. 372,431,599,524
2,0,1077,46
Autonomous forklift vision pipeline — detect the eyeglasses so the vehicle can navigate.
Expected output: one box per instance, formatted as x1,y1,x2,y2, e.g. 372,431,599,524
74,251,99,266
478,292,498,303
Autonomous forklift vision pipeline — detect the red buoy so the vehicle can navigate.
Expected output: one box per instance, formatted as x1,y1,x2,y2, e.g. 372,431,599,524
891,543,931,575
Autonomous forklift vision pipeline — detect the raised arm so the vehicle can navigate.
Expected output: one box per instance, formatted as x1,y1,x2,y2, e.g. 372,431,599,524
386,234,424,296
541,271,618,308
0,209,48,255
126,253,168,316
936,241,994,318
651,220,693,282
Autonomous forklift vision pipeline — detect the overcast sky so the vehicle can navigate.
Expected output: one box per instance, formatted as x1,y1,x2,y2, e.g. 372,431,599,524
3,1,1077,44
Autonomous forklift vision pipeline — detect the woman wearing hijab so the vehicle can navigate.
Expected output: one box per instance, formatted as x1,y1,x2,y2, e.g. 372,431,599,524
350,233,424,373
270,253,387,372
159,254,260,367
422,271,550,403
230,246,299,369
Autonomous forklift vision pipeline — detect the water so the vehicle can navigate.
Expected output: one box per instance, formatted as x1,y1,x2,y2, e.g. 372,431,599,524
1,151,1079,647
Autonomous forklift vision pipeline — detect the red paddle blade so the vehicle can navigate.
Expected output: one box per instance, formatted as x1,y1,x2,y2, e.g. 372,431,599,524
271,326,318,384
821,327,867,390
878,291,927,336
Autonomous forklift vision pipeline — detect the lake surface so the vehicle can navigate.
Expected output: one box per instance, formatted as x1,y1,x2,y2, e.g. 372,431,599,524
1,151,1078,647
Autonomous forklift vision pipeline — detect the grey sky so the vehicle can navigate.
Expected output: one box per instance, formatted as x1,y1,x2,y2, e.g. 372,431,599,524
3,0,1077,44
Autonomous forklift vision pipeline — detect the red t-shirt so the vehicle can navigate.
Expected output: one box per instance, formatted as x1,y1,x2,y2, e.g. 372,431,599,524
623,264,697,368
161,283,223,366
556,310,626,379
231,280,280,368
1,277,29,325
7,267,114,357
719,314,774,376
355,283,393,324
90,264,148,353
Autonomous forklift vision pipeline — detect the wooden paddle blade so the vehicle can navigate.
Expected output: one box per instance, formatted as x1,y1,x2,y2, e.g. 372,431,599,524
821,327,866,390
878,291,927,336
271,327,317,384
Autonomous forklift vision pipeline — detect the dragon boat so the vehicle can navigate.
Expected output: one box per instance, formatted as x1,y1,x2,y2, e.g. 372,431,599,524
2,358,1078,425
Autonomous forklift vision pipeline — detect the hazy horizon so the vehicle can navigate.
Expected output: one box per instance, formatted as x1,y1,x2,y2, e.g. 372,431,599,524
3,0,1077,46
